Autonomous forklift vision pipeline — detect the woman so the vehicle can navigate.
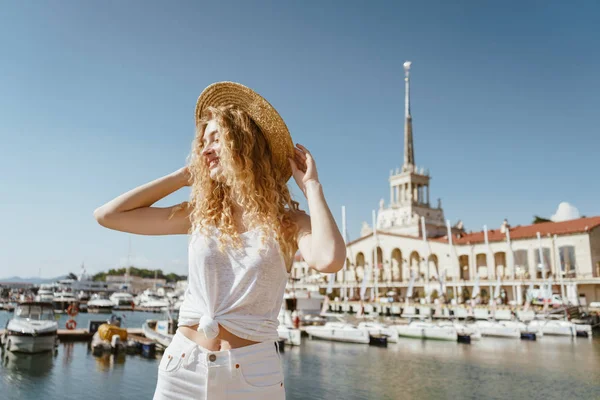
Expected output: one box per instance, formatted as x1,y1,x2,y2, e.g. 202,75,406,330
94,82,346,399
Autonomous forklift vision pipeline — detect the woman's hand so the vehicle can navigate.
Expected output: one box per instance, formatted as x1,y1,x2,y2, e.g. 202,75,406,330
174,166,192,187
289,144,319,196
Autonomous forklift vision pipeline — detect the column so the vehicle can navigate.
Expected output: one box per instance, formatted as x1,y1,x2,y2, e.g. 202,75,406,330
396,186,401,204
426,186,430,205
470,246,476,280
528,249,536,279
390,186,394,205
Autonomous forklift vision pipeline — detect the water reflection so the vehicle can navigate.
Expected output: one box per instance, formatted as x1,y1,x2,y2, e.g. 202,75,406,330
93,350,127,372
1,348,56,377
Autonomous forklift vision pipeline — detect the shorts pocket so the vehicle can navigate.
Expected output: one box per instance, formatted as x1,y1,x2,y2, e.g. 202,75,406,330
158,349,185,374
238,353,284,389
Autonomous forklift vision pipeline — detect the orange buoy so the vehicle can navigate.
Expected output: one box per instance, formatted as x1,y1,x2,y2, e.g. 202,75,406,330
67,304,79,317
66,319,77,330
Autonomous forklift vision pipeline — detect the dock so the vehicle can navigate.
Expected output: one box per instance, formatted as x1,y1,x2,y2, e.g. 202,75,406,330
0,328,144,342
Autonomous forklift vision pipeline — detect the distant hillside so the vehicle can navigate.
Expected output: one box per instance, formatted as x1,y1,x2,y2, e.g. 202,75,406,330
92,267,186,283
0,275,68,284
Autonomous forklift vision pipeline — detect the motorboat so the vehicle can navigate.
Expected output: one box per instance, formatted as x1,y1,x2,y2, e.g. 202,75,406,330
35,287,55,303
136,289,170,311
393,321,458,341
277,325,302,346
357,322,398,343
501,320,543,338
305,321,370,344
0,302,58,353
277,309,301,346
76,291,90,312
528,320,576,337
110,292,135,310
142,309,178,348
475,320,521,338
87,293,115,314
438,321,482,341
52,291,78,313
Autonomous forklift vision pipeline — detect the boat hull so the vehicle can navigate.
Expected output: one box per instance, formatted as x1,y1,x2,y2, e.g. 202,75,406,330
305,326,370,344
277,327,302,346
3,332,57,353
87,307,114,314
142,321,173,348
394,324,457,341
529,321,575,337
475,322,520,338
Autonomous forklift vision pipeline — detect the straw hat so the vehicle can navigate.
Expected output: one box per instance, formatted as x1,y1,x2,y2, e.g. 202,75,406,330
195,81,294,181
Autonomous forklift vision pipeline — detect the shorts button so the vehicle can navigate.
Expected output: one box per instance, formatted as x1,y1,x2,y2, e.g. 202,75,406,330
208,354,217,362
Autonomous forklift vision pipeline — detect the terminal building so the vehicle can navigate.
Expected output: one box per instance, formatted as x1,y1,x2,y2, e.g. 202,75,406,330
293,62,600,306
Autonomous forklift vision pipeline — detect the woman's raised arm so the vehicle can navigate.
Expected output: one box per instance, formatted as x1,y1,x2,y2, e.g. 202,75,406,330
289,144,346,273
93,167,192,235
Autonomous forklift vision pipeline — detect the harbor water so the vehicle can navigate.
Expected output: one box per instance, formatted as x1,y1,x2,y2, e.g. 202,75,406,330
1,311,599,400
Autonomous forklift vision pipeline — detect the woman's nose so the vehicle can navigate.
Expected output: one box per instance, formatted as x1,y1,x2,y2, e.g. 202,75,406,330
202,145,214,156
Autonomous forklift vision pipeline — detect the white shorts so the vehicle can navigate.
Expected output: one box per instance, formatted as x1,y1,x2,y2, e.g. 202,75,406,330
153,330,286,400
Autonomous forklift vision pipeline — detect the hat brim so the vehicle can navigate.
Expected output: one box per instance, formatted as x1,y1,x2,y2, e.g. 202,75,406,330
195,82,294,182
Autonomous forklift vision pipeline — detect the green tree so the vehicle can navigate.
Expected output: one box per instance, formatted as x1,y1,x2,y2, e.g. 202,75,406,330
532,215,552,224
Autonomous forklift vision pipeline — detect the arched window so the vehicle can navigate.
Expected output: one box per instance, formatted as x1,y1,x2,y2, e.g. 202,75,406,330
558,246,576,278
513,250,528,278
534,248,551,279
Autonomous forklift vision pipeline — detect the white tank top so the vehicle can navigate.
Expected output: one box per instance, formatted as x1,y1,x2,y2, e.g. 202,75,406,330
178,226,289,342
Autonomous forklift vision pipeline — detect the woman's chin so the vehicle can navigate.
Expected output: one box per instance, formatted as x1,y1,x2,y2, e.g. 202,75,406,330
209,167,224,181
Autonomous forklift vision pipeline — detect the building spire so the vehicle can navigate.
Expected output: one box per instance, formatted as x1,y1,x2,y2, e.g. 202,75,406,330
403,61,415,171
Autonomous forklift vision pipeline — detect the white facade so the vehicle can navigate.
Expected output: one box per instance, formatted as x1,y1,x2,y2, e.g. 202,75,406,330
290,61,600,304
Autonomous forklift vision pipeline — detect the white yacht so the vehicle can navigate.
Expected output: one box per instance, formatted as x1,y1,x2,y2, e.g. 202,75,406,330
110,292,135,310
393,321,458,341
142,309,178,348
52,291,78,313
277,309,301,346
528,320,576,336
136,289,170,310
438,321,482,340
0,302,58,353
87,293,114,314
277,325,302,346
357,322,398,343
35,285,55,303
475,320,521,338
305,321,370,344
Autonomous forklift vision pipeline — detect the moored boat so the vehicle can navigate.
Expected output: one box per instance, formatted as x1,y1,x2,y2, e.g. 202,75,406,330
475,320,521,338
528,320,576,337
357,322,398,343
0,302,58,353
393,321,458,341
110,292,135,311
305,321,370,344
87,293,115,314
277,325,302,346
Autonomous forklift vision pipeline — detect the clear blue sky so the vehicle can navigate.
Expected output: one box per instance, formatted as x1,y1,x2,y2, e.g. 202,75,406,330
1,1,598,279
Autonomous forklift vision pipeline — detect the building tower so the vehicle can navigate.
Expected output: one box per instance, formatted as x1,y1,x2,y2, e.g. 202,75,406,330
377,61,448,238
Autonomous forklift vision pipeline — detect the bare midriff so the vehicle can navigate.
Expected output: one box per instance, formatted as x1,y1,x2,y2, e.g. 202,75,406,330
178,324,260,351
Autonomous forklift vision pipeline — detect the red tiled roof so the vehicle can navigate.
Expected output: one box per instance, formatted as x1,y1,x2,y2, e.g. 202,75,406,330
346,216,600,246
435,216,600,245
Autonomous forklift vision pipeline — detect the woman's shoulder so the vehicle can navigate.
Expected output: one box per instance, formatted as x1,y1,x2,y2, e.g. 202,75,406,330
289,209,309,223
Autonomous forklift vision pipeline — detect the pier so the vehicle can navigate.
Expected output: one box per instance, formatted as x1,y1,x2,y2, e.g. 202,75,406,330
0,328,144,342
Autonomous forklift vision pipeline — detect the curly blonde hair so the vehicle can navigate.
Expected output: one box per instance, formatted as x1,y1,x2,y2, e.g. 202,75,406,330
185,105,299,269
